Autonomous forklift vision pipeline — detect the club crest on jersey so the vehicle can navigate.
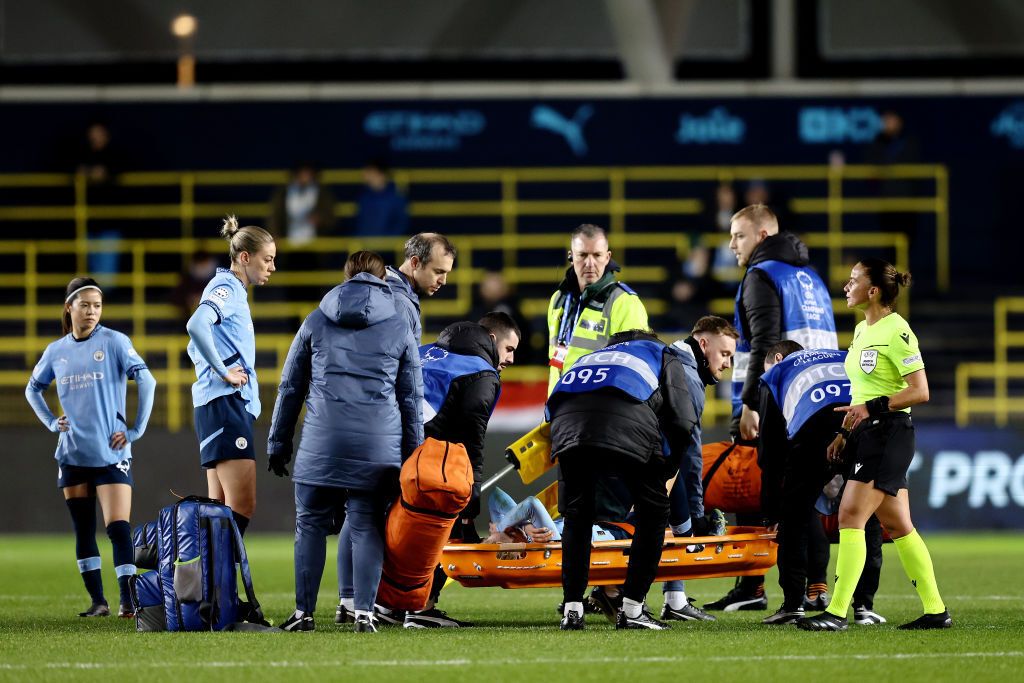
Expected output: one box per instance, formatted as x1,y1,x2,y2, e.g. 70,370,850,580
212,286,231,300
859,349,878,374
423,346,448,363
93,350,105,362
235,437,248,449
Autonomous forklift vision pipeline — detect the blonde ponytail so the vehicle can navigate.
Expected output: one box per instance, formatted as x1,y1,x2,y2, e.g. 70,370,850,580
220,215,240,239
219,214,274,263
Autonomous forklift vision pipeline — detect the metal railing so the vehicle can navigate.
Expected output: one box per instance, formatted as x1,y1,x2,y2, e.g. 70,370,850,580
0,163,947,287
0,230,909,431
0,162,932,429
956,297,1024,426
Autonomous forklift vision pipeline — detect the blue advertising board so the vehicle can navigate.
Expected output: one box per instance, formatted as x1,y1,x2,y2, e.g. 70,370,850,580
907,425,1024,531
2,94,1024,285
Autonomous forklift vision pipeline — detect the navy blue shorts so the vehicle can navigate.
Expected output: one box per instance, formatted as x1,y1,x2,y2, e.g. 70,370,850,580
57,459,133,489
195,393,256,469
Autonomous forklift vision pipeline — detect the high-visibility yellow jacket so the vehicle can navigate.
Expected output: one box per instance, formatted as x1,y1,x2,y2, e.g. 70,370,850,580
546,266,649,395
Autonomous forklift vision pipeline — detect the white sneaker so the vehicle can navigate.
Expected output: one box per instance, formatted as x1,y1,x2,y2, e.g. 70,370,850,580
854,606,887,625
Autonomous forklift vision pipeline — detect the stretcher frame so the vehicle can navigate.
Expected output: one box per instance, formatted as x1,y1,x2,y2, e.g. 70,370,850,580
441,526,776,589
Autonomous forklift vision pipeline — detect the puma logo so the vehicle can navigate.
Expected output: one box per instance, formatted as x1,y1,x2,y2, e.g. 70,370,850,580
854,463,863,474
531,104,594,156
900,332,910,344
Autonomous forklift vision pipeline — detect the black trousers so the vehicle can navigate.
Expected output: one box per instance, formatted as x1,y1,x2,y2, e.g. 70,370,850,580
560,448,670,604
775,438,831,609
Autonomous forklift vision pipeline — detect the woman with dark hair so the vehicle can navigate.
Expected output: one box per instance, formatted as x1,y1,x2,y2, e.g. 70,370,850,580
798,258,951,631
267,250,423,634
186,215,276,536
25,277,156,617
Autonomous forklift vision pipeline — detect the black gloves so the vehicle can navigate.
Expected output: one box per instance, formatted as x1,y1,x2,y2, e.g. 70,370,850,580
268,452,290,477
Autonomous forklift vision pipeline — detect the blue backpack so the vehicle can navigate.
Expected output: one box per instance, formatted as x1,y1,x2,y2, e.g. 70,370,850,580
130,496,267,631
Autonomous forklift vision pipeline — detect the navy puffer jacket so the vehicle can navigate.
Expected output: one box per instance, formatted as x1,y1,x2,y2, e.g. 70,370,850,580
267,272,424,490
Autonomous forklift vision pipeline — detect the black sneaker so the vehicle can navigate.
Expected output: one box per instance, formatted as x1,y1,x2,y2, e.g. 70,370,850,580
796,612,848,631
353,614,378,633
557,599,603,616
280,611,315,632
853,606,887,625
661,599,716,622
374,604,406,626
703,587,768,612
560,609,585,631
803,590,831,611
117,604,135,619
335,602,354,625
587,587,623,624
898,610,952,630
78,602,110,617
403,608,473,629
762,606,805,625
616,606,671,630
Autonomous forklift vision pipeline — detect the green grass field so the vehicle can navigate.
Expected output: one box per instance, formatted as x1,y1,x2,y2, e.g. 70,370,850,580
1,533,1022,682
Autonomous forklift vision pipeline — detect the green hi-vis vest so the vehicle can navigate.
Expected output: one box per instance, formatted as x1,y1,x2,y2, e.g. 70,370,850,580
546,278,648,395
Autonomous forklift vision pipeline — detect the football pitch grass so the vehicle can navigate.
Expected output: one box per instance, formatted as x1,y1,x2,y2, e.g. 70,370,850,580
1,533,1022,682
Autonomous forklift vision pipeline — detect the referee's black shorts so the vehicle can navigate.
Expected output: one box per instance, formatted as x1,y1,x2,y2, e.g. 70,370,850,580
845,412,914,496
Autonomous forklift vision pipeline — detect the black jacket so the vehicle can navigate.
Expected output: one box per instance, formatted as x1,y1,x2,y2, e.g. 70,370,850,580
737,232,812,412
548,344,697,474
756,384,843,522
423,321,501,514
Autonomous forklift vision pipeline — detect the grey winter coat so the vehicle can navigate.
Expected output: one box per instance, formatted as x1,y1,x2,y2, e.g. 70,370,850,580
267,272,424,490
385,265,422,343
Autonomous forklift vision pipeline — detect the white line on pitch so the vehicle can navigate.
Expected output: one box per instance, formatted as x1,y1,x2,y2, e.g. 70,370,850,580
1,652,1022,670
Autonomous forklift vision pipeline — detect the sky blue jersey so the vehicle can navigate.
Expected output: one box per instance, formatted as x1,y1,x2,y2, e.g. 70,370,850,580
29,325,148,467
187,268,260,418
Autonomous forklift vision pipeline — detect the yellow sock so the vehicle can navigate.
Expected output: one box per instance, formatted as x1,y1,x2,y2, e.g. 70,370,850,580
826,528,865,618
893,529,946,614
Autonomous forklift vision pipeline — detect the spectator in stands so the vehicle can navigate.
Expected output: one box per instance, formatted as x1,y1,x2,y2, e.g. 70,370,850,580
268,162,336,246
865,109,923,257
743,179,791,230
170,250,220,324
77,122,115,186
76,122,122,289
353,159,409,236
469,271,535,364
708,182,743,289
665,183,742,332
267,251,423,634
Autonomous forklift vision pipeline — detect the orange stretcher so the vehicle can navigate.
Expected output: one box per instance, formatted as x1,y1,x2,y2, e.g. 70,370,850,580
441,526,776,589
